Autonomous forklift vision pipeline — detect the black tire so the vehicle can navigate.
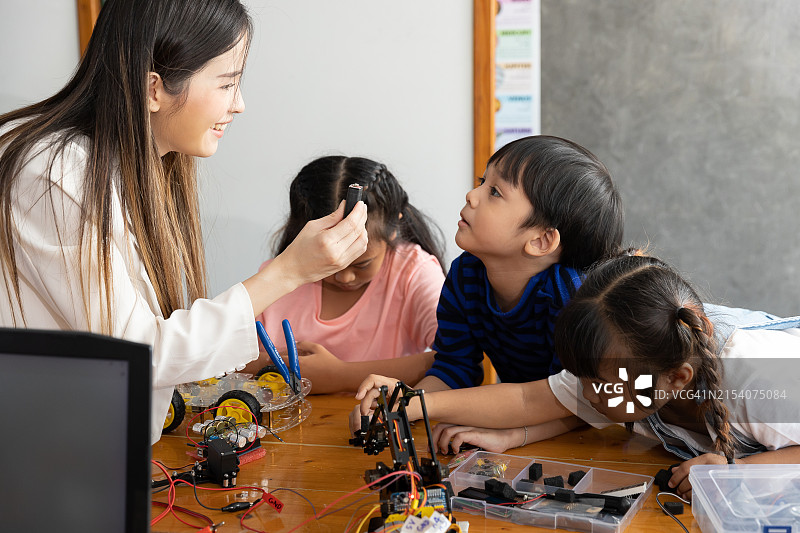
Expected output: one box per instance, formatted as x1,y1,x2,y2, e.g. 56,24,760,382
213,389,263,425
254,364,278,379
162,388,186,433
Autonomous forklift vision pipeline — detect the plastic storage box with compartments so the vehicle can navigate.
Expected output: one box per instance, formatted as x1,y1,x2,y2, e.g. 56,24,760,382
447,451,653,532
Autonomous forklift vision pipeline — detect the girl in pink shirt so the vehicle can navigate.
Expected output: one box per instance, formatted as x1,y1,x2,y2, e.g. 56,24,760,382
249,156,446,393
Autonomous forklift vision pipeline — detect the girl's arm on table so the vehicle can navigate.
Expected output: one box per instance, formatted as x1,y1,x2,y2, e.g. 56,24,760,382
431,416,584,454
355,375,573,428
294,346,435,394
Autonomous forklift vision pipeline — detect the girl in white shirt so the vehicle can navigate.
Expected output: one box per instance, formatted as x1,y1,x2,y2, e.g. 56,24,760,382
357,254,800,500
0,0,367,444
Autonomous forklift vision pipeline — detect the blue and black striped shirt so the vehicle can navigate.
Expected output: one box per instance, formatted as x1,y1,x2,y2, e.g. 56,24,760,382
426,252,582,389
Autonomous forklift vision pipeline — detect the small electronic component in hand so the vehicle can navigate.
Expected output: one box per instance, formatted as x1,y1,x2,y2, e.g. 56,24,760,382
344,183,363,217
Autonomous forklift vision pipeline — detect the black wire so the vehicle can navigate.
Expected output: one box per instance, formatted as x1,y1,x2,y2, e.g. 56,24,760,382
153,459,195,471
191,471,224,511
271,488,317,516
266,425,285,443
152,484,172,495
656,491,691,533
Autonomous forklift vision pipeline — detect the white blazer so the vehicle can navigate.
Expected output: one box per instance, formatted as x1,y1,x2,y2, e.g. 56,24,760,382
0,131,258,443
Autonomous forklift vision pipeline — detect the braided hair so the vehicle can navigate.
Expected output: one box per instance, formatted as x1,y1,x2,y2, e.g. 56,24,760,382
554,252,736,462
274,156,445,272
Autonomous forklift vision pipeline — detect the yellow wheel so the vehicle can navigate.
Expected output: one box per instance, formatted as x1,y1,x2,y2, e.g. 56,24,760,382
256,371,287,395
162,388,185,433
213,390,262,425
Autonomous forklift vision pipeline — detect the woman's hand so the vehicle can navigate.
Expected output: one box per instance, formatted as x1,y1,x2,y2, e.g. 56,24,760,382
431,423,524,455
276,201,368,287
244,201,368,315
668,453,728,500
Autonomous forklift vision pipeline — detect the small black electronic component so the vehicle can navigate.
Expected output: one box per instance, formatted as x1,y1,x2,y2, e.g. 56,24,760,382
654,463,681,493
554,488,576,503
384,488,449,516
485,478,519,500
205,439,240,487
544,475,565,488
568,470,586,486
222,501,254,512
457,486,516,505
528,462,543,481
663,501,684,515
344,183,363,217
458,442,480,452
573,491,632,515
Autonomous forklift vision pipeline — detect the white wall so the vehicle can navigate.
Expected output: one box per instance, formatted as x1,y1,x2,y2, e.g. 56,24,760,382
0,1,473,296
201,1,472,294
0,1,80,111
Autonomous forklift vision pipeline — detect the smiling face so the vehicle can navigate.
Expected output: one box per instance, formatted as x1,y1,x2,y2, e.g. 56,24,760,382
149,37,247,157
455,164,540,259
321,239,388,293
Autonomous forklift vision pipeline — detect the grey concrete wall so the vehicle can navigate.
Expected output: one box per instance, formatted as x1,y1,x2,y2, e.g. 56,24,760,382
541,0,800,316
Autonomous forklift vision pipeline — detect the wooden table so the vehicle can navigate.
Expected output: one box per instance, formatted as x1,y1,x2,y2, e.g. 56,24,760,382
151,394,700,532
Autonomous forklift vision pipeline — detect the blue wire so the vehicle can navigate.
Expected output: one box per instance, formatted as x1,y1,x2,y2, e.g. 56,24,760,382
271,487,317,516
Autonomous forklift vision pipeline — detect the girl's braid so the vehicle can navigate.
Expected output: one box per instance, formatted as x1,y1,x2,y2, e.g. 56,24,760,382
676,306,736,461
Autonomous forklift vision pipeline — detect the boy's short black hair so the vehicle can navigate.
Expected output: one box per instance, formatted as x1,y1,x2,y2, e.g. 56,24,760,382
487,135,624,270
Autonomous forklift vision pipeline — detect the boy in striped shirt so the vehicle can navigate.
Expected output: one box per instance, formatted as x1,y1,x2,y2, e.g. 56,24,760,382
353,136,624,443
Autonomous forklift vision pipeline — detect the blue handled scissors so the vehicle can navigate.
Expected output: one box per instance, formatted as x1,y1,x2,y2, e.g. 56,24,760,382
255,320,302,394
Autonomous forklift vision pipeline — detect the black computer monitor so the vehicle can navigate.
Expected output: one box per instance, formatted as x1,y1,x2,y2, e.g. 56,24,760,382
0,328,151,532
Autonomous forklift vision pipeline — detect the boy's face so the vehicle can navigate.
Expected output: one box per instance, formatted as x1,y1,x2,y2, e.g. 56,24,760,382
456,165,537,258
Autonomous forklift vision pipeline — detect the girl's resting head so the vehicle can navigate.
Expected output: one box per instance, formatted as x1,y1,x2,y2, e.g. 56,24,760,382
554,252,736,460
275,156,445,271
487,136,624,270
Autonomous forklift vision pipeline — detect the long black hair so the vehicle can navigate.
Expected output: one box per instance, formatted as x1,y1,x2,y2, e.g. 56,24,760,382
275,156,445,272
487,136,624,270
0,0,252,329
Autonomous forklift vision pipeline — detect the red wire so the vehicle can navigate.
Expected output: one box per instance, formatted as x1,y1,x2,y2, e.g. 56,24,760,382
151,461,177,526
495,494,545,506
151,501,213,525
151,501,213,529
153,457,274,532
344,511,368,533
393,420,403,451
240,499,267,533
173,479,270,533
153,461,220,529
285,470,422,533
